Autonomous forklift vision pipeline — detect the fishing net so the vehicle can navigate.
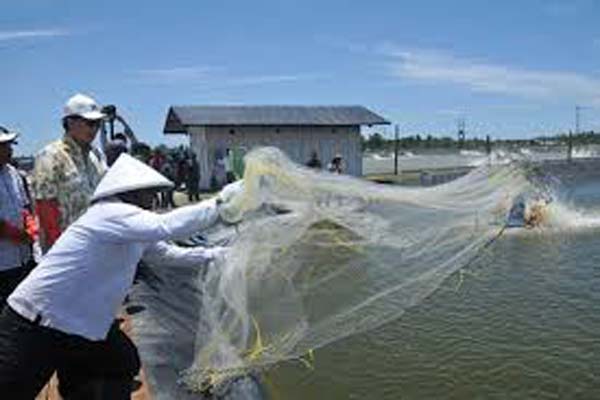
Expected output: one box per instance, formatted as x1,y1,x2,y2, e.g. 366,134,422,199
181,147,533,392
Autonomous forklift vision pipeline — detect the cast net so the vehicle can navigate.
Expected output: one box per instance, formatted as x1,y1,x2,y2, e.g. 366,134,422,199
181,147,533,392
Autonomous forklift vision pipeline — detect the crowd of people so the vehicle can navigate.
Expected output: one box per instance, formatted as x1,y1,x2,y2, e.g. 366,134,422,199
98,130,203,208
306,150,346,174
0,93,246,399
146,146,201,206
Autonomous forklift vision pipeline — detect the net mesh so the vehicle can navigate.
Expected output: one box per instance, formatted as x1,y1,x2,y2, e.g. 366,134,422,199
181,147,533,392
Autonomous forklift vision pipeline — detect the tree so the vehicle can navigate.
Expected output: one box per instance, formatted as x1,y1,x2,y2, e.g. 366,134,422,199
365,132,386,151
425,135,433,148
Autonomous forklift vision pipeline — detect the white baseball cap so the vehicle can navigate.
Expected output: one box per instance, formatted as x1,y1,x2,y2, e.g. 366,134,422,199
0,125,18,143
64,93,106,120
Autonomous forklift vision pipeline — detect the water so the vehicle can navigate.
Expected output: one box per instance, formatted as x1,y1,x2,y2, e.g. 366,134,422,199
363,151,486,174
362,147,600,175
265,160,600,399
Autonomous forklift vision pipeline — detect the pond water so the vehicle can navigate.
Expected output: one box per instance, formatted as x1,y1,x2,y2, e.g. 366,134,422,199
266,160,600,399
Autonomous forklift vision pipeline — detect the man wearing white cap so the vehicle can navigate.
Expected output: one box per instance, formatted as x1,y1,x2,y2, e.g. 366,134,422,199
32,93,107,253
0,153,245,398
0,126,37,305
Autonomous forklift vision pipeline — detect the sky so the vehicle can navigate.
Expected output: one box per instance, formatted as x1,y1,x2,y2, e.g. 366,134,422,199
2,0,600,155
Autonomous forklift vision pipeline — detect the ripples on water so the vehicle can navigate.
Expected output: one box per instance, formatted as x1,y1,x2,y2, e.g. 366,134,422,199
267,171,600,399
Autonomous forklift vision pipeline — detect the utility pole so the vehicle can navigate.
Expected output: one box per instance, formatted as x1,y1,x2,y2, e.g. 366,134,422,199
567,130,573,162
394,124,399,175
457,118,466,149
570,105,583,162
575,105,581,136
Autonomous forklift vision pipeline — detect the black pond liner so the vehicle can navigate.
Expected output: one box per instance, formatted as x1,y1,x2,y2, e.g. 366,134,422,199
128,233,266,400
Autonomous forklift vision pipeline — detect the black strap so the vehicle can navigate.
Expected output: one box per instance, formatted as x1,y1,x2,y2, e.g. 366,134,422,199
18,173,36,267
19,173,33,213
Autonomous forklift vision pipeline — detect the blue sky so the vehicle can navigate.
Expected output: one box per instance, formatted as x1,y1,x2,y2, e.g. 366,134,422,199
3,0,600,155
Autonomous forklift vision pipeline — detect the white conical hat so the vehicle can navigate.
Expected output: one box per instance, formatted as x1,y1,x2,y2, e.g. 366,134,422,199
92,153,174,201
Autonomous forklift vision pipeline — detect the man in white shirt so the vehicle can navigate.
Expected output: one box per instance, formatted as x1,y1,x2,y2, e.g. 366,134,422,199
224,148,235,183
0,127,37,306
0,153,245,399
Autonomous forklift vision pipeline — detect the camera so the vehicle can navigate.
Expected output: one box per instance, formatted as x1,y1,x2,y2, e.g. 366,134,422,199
101,104,117,120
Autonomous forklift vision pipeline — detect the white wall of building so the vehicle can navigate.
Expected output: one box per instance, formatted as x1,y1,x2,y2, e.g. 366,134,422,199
188,125,362,189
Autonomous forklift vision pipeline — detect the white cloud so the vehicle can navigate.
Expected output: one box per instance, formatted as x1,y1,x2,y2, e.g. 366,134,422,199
436,109,466,117
379,44,600,105
135,66,220,84
0,29,68,41
314,34,370,54
225,74,317,86
484,104,543,112
542,1,585,17
133,66,320,87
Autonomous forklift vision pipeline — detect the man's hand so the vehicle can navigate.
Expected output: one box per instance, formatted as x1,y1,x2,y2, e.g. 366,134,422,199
218,180,244,205
0,219,32,245
217,180,245,224
22,210,39,241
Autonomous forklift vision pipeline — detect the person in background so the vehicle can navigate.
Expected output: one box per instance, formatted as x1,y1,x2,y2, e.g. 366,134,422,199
0,126,38,305
103,132,129,167
0,153,245,399
176,152,189,190
130,142,152,163
328,154,344,174
148,149,165,172
187,153,201,202
224,148,235,183
32,93,107,253
212,148,227,190
306,150,322,169
160,157,176,209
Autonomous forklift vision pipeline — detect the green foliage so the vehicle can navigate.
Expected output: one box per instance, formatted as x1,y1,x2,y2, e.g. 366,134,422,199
363,130,600,152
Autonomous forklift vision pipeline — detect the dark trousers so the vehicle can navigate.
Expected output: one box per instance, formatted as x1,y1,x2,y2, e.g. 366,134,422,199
160,190,176,209
0,267,29,306
187,189,200,202
0,306,140,399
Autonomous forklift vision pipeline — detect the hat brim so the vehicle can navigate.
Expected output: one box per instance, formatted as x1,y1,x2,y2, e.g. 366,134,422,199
79,110,106,120
91,182,174,202
0,132,19,143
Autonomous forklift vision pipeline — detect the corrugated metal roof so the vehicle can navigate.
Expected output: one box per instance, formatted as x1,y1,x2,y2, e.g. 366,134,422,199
163,105,390,133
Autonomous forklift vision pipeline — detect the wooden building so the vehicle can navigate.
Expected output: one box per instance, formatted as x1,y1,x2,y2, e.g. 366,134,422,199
163,105,389,189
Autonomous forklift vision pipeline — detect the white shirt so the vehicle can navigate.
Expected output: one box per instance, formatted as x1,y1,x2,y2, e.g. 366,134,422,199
8,198,220,340
0,164,32,271
224,154,233,173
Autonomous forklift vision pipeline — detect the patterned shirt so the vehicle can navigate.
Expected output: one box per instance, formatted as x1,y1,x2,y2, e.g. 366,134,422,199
0,164,32,270
32,135,106,234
